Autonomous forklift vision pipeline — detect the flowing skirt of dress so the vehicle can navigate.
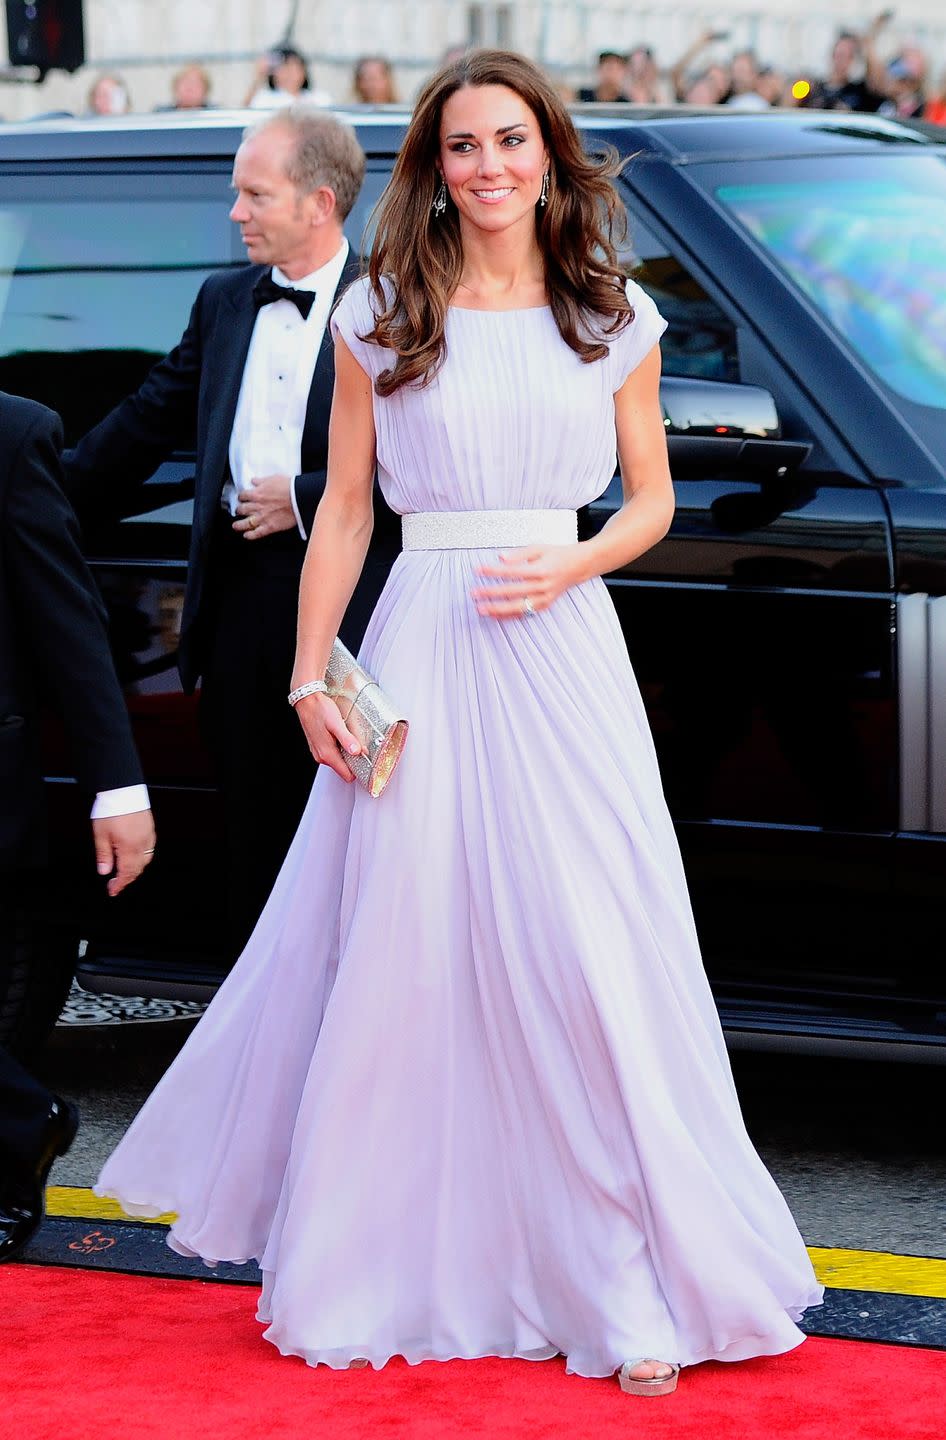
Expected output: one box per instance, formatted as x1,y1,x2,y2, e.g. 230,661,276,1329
95,549,823,1375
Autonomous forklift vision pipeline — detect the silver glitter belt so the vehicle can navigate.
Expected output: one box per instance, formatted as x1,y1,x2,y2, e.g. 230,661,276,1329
401,509,578,551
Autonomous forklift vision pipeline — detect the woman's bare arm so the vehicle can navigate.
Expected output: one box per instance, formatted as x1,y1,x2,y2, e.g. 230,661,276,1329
579,342,675,574
291,334,378,779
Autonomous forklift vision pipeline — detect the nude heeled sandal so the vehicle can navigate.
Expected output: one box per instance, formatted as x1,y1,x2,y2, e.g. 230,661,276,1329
618,1358,680,1396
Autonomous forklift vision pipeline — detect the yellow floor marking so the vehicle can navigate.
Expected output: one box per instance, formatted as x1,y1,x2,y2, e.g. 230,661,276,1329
808,1247,946,1299
45,1190,946,1299
46,1186,176,1226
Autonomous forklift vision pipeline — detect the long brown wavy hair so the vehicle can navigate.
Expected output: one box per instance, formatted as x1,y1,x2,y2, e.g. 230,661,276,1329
363,49,633,396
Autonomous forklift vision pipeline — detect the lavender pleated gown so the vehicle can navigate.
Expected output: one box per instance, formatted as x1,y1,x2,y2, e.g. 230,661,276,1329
95,277,823,1374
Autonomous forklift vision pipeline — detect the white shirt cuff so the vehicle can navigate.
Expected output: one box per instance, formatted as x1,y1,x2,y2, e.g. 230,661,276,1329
289,474,307,541
91,784,152,820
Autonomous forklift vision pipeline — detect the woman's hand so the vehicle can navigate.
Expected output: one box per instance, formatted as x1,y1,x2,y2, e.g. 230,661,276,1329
293,692,363,782
471,544,588,619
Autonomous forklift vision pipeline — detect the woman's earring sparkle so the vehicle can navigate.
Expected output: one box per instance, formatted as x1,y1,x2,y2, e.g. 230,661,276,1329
539,170,550,208
432,180,447,217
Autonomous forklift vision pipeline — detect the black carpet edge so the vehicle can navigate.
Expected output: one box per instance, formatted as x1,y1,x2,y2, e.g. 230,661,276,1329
19,1216,946,1352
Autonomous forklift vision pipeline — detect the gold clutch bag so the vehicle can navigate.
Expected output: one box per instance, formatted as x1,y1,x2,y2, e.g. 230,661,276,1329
324,639,408,798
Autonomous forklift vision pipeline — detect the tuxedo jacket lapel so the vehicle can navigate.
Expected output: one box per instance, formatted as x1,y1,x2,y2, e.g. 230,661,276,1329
194,268,261,538
300,256,362,466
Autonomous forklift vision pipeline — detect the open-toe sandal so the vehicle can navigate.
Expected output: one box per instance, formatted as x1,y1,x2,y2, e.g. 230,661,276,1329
618,1358,680,1396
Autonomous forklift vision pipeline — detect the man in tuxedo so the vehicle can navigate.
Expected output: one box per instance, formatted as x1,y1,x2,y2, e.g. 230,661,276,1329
0,390,155,1263
65,105,399,955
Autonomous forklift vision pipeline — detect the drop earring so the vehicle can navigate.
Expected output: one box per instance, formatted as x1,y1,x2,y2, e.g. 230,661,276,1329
432,180,447,217
539,170,550,208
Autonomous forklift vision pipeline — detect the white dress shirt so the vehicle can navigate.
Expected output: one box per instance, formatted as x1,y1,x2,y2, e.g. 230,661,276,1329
223,239,350,540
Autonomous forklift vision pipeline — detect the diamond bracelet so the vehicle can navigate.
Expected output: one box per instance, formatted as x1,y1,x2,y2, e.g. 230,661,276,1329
287,680,329,708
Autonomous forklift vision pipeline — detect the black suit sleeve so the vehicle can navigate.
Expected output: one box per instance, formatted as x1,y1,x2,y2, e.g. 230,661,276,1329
4,410,144,796
64,280,207,519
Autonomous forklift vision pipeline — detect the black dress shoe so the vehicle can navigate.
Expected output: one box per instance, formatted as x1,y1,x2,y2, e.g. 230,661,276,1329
0,1096,79,1264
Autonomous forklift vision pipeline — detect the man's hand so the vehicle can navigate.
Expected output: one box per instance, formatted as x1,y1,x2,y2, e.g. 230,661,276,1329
233,475,298,540
92,811,156,898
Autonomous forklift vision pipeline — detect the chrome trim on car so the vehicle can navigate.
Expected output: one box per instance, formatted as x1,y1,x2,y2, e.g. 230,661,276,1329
931,597,946,833
898,594,930,830
724,1029,946,1065
898,593,946,834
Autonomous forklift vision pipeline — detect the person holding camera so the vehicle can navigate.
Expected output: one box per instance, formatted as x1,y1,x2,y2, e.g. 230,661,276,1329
244,45,331,109
670,29,732,103
798,12,892,112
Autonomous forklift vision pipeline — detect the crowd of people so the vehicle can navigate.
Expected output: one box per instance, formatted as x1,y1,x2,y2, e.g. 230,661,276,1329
575,13,943,120
83,45,400,116
72,15,945,125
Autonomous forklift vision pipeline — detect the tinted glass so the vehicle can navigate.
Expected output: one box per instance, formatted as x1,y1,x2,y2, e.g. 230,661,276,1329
716,157,946,410
0,174,238,444
617,202,740,382
0,165,393,445
344,161,392,256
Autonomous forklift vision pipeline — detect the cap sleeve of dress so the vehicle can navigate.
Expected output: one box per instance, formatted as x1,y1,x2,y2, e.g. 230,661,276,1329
329,275,385,379
609,278,668,392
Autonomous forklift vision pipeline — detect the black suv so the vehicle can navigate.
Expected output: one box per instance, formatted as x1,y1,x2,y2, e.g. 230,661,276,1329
3,107,945,1060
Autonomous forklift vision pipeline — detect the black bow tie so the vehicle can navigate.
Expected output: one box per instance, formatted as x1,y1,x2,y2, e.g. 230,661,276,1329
252,269,315,320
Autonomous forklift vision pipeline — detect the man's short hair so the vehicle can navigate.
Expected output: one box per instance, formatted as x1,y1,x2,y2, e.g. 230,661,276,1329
598,50,628,66
244,105,366,221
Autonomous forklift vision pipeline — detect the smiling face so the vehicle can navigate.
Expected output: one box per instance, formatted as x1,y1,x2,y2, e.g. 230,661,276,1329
438,84,548,237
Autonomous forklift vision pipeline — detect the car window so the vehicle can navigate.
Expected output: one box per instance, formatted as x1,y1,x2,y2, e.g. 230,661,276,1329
0,164,393,447
0,173,239,445
616,204,740,382
716,159,946,411
345,160,394,258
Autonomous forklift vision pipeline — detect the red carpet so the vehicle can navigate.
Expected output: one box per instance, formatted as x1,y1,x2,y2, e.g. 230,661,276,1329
4,1265,944,1440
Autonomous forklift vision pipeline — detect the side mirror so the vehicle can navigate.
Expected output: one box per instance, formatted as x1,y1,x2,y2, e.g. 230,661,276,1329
660,376,811,477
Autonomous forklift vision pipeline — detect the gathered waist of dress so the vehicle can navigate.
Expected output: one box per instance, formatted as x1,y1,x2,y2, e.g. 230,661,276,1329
401,509,578,552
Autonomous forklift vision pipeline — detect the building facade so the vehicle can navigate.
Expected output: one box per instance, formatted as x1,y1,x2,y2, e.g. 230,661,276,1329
2,1,944,118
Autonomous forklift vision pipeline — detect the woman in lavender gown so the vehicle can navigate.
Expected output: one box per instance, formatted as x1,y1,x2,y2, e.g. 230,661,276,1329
96,50,822,1393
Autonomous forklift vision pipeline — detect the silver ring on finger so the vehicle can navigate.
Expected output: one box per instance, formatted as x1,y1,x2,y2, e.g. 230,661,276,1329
522,595,536,616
